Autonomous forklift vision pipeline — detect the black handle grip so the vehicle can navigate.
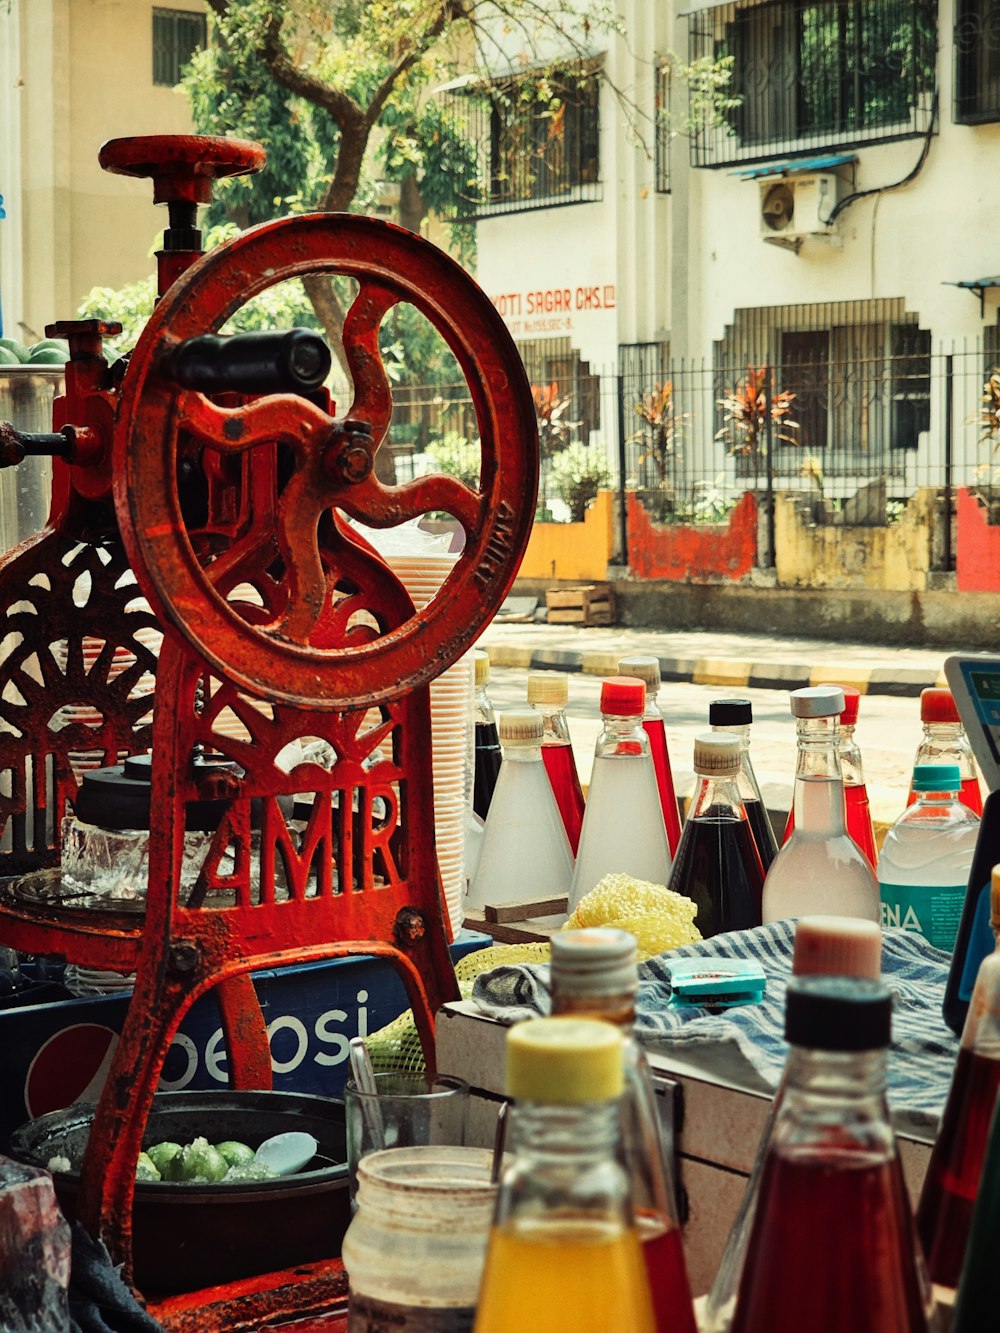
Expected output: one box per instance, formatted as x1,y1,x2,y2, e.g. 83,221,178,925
158,328,332,394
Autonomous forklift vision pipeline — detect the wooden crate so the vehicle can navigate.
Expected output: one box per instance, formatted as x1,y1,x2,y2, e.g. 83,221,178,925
545,583,613,625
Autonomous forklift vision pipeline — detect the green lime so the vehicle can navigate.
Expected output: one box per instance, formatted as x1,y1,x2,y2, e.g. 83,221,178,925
0,338,28,362
0,347,20,366
175,1137,229,1183
135,1151,161,1182
215,1140,255,1168
27,347,69,365
146,1141,183,1178
28,338,69,356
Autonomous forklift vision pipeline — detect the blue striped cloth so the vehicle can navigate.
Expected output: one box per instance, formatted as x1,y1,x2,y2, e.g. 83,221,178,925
471,922,959,1128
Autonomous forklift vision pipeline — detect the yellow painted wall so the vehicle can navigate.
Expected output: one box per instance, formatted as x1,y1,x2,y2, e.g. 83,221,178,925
775,488,935,591
20,0,204,340
517,489,615,582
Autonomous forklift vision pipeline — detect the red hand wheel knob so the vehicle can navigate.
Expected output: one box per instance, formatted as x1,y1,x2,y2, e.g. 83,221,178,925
99,134,265,205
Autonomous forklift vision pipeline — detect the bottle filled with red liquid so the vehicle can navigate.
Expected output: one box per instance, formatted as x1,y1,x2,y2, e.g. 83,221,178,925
916,864,1000,1287
907,687,984,816
527,671,584,854
703,916,884,1333
667,733,764,938
725,976,935,1333
783,686,877,868
473,648,502,819
549,928,696,1333
619,654,681,856
709,698,778,871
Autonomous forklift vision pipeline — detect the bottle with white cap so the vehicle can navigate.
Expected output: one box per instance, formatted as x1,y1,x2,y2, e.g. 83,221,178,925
618,654,681,856
703,915,883,1333
667,733,764,938
569,677,672,912
527,671,584,854
466,709,574,915
762,686,879,924
549,929,696,1333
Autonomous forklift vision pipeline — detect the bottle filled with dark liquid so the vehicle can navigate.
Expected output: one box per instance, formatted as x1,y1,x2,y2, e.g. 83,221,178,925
917,864,1000,1287
528,670,584,854
667,733,764,938
709,698,778,871
473,648,502,819
550,929,696,1333
619,655,681,856
951,1093,1000,1330
725,977,935,1333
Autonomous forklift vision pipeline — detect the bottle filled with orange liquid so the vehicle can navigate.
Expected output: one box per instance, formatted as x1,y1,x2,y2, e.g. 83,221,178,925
907,688,983,815
474,1017,656,1333
549,929,695,1333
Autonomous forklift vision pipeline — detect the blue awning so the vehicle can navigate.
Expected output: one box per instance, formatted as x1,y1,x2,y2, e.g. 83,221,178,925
732,153,856,179
945,276,1000,314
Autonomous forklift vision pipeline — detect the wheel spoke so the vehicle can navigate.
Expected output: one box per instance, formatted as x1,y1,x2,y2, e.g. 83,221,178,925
338,474,482,537
176,390,333,456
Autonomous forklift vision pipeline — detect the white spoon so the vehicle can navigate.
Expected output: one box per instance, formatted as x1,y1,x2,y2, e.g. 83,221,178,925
254,1131,318,1176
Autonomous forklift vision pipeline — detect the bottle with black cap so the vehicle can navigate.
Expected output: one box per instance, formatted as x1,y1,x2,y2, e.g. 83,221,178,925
709,697,778,871
722,976,935,1333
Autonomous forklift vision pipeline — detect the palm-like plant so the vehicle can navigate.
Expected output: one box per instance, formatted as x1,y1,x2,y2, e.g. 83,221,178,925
632,380,689,481
716,365,798,454
532,381,580,458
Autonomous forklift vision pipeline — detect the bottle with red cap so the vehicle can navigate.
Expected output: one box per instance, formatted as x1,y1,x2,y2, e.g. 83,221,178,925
568,676,672,911
907,687,983,815
783,687,876,870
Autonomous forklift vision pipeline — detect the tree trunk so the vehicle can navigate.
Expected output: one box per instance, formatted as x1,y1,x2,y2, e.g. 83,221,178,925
398,171,425,234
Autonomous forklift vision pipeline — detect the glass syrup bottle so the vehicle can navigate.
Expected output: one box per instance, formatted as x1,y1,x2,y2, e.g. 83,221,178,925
916,863,1000,1289
667,733,764,938
527,671,585,855
618,654,681,856
466,709,574,915
762,686,879,925
569,676,671,912
703,916,884,1333
951,1094,1000,1330
474,1017,656,1333
725,976,935,1333
709,697,778,871
783,686,877,870
549,928,696,1333
473,648,502,820
907,687,983,816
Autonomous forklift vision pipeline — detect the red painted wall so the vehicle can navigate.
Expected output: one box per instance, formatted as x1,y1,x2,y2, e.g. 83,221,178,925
956,487,1000,592
627,490,758,582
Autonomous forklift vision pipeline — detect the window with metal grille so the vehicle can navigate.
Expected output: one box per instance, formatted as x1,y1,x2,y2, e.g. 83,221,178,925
443,65,602,219
655,59,671,193
688,0,937,168
955,1,1000,123
152,7,207,87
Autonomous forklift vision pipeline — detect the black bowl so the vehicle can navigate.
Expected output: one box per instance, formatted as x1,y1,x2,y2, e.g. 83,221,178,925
9,1090,350,1295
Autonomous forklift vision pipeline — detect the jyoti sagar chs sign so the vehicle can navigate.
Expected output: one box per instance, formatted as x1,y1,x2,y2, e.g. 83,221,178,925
490,284,617,336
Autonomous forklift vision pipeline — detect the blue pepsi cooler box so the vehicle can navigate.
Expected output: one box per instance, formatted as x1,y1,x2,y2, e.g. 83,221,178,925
0,930,490,1148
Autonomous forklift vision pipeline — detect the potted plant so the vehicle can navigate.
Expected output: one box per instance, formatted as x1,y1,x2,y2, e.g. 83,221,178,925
630,380,688,521
716,365,798,472
550,440,611,522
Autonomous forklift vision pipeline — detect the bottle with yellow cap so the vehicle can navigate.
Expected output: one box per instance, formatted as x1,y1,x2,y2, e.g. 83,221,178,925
916,863,1000,1288
474,1017,656,1332
527,671,585,854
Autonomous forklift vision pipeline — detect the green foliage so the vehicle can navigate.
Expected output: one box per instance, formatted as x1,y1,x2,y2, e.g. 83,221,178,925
423,431,481,488
549,440,611,522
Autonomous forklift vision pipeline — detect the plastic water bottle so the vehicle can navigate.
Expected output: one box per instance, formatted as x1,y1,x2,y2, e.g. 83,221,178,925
569,677,671,911
762,686,879,924
709,698,778,871
527,671,585,855
907,687,984,815
466,709,574,915
877,762,980,952
618,654,681,856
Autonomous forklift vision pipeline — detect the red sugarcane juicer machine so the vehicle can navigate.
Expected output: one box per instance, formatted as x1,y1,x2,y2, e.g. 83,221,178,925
0,134,538,1328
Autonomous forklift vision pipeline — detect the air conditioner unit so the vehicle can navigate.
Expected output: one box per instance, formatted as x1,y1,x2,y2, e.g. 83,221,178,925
759,173,839,249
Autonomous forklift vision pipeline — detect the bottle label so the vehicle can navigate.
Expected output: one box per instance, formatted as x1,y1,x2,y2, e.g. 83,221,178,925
348,1293,476,1332
879,883,964,951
